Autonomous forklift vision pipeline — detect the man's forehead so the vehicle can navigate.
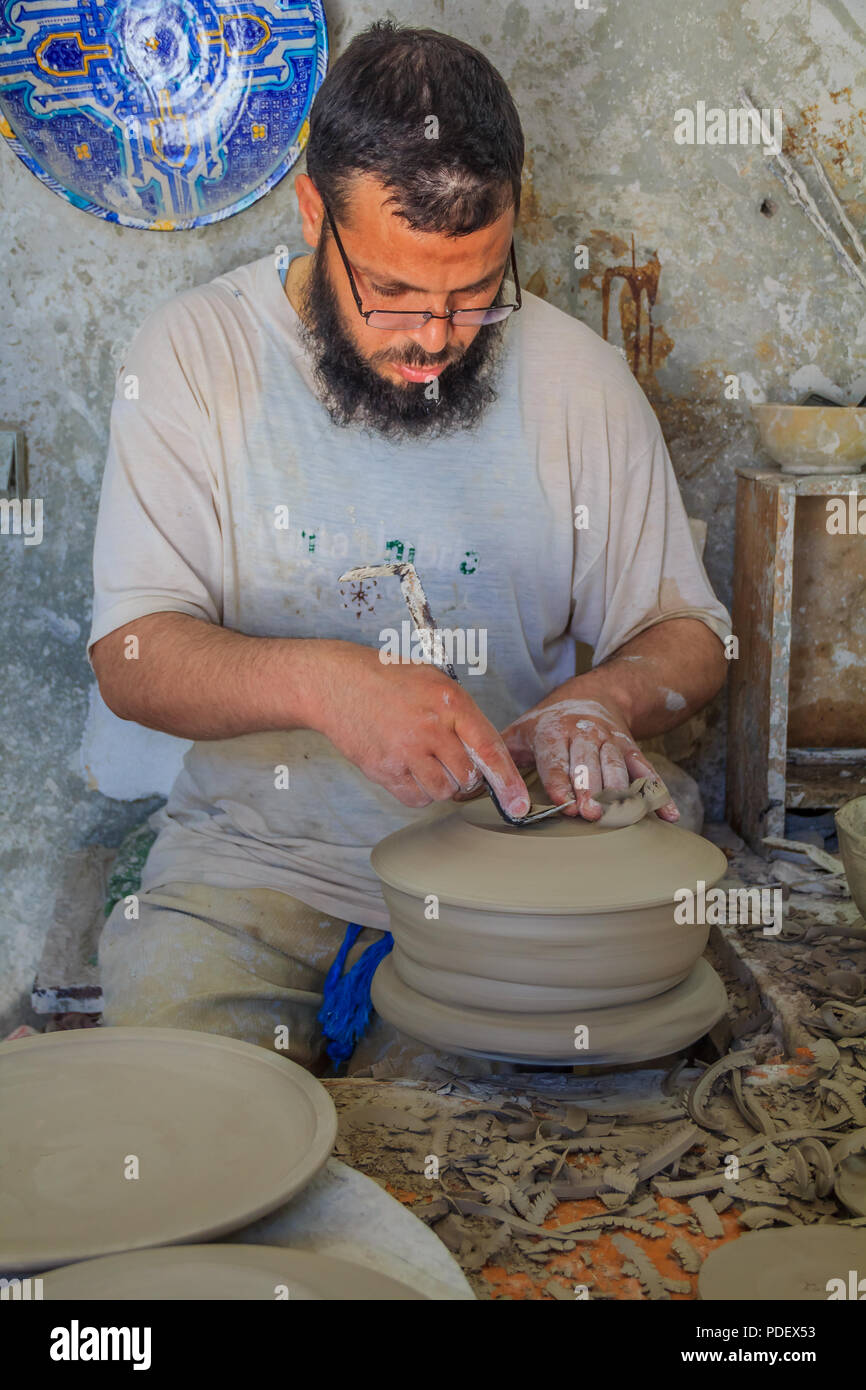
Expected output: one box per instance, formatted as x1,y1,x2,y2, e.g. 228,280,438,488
334,176,514,285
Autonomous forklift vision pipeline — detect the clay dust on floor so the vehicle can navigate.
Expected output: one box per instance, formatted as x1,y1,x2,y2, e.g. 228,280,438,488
326,1024,865,1301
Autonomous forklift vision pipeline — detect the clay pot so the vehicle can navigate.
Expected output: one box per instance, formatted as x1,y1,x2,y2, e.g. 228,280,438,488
836,795,866,919
370,795,729,1064
752,403,866,475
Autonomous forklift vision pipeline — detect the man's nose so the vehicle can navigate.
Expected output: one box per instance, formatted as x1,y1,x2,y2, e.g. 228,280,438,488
412,313,451,355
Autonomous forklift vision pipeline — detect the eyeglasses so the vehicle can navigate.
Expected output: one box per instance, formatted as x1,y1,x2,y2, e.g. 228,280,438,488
321,202,522,331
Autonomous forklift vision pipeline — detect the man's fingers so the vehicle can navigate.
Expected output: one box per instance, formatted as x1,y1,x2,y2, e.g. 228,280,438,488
623,746,657,781
428,738,481,799
484,707,679,826
412,755,462,802
499,720,534,764
534,725,576,809
451,759,486,801
599,739,630,789
450,737,486,801
623,747,679,821
390,772,433,808
567,738,604,819
451,782,486,803
457,720,530,819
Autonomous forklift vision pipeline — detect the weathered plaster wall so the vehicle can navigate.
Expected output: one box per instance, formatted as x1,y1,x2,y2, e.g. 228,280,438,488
1,0,864,1030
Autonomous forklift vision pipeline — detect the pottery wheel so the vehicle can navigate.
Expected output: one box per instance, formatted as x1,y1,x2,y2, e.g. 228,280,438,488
371,955,727,1065
370,788,729,1064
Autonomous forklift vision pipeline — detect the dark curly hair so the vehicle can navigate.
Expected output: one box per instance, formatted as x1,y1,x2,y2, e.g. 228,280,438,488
305,20,524,237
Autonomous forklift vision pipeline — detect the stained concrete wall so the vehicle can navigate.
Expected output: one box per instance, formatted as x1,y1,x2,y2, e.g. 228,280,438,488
1,0,864,1031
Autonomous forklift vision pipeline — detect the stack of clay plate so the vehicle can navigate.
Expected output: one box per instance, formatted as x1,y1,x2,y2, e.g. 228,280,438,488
371,793,729,1064
0,1028,344,1289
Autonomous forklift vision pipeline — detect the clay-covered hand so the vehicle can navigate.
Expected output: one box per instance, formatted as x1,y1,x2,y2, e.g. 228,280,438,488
498,697,679,822
313,641,531,816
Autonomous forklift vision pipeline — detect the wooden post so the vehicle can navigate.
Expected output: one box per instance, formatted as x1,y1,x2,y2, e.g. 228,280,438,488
727,467,866,851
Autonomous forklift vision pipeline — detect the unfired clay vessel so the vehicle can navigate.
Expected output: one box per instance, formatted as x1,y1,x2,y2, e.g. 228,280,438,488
0,1028,336,1274
836,795,866,919
41,1245,426,1301
698,1225,866,1300
370,786,729,1064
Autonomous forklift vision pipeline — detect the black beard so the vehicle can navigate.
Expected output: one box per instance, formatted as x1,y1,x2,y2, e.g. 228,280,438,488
295,235,507,440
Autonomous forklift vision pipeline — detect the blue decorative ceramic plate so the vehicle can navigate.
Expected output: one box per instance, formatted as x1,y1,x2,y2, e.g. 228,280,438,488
0,1,328,229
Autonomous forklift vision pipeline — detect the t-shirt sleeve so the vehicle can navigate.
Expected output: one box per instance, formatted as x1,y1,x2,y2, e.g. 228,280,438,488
569,398,731,667
87,298,223,660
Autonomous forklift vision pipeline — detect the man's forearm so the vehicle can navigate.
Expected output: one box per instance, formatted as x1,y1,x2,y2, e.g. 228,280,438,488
91,612,531,813
554,617,726,739
90,612,328,740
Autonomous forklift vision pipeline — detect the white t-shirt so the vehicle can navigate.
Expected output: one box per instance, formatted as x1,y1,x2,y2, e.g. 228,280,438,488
89,251,731,930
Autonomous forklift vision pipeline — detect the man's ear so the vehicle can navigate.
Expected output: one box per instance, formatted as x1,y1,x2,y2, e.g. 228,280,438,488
294,174,325,250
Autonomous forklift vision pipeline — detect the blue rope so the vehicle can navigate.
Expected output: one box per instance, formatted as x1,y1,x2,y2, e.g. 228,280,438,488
317,923,394,1069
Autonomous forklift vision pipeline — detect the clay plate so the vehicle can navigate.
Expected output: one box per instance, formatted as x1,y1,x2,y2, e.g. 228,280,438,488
835,1153,866,1218
40,1245,425,1300
0,1028,337,1274
698,1225,866,1300
836,795,866,919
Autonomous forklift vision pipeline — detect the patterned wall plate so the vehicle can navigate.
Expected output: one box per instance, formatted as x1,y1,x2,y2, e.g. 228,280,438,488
0,1,328,229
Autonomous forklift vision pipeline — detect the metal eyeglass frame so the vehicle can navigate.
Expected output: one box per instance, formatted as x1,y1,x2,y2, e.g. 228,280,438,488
321,202,522,330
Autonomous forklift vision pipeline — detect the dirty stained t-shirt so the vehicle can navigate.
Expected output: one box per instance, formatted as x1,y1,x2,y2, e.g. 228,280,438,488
88,251,731,930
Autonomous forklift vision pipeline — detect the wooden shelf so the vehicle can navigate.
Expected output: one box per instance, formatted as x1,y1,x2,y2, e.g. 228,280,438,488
727,469,866,851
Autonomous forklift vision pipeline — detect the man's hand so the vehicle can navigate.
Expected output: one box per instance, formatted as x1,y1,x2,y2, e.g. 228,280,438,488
498,696,679,822
311,643,531,814
93,617,531,815
480,617,728,823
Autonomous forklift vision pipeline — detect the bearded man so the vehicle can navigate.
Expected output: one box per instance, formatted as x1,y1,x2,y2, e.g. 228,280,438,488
90,21,730,1076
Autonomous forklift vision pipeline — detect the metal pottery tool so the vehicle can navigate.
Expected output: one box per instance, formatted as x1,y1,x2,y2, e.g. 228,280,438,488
339,562,577,826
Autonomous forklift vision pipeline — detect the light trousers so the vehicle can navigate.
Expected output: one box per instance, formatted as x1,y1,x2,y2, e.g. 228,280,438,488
99,881,507,1079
